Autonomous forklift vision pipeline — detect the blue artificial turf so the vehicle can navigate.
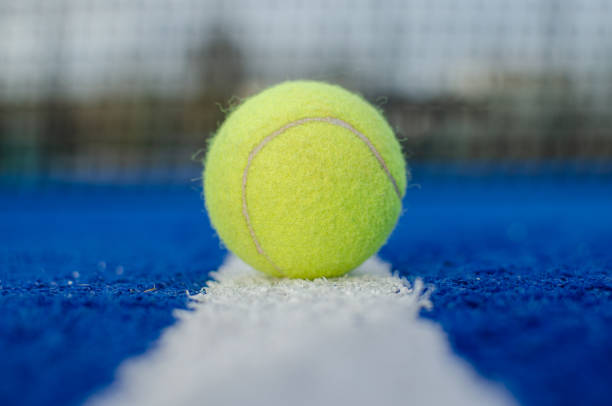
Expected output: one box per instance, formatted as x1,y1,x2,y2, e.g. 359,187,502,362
1,164,611,406
382,164,612,406
0,183,223,406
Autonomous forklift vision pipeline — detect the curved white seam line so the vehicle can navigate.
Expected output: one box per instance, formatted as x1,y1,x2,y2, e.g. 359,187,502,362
322,117,402,198
242,116,402,274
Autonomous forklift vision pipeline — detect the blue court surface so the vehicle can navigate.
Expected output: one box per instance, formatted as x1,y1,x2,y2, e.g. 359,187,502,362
1,164,611,406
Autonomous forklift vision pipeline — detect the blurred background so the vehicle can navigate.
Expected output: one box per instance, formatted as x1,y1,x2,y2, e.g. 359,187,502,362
1,0,611,183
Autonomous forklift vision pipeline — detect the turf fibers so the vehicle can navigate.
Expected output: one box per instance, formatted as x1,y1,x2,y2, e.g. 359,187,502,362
1,165,611,406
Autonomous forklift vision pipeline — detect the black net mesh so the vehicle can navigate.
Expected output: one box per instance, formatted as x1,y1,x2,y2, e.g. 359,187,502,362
1,0,611,182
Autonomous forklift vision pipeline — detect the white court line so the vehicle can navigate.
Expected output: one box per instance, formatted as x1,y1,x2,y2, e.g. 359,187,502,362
88,255,517,406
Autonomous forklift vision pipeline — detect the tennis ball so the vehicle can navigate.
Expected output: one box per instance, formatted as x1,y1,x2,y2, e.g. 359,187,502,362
203,81,407,279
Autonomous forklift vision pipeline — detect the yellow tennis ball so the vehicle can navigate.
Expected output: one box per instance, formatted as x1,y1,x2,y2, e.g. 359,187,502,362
203,81,407,279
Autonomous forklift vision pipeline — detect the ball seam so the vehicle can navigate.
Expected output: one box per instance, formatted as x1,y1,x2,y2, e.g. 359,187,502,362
241,116,401,276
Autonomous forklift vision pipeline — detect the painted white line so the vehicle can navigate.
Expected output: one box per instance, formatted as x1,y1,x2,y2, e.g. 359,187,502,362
89,255,516,406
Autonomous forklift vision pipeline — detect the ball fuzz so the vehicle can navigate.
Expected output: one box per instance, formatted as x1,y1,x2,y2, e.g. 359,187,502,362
203,81,407,279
